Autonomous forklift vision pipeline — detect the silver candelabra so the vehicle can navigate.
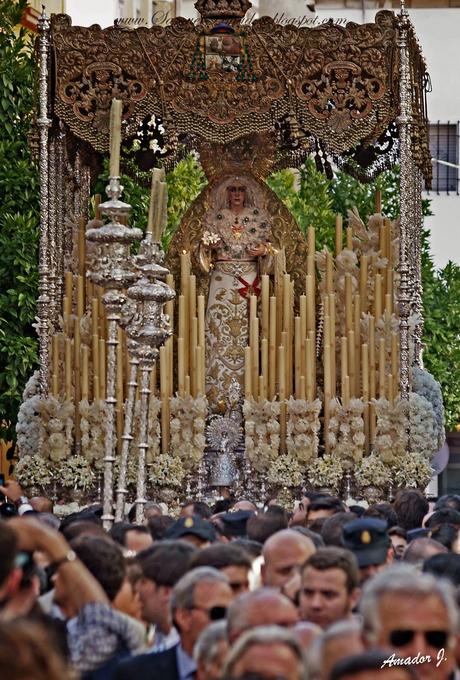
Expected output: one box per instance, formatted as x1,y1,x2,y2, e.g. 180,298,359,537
86,176,143,529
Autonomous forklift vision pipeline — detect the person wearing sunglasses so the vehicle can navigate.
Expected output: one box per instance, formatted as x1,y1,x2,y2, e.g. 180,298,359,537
114,567,234,680
360,564,458,680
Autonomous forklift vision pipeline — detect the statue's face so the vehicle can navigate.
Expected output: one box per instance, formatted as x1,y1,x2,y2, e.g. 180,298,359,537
227,184,246,209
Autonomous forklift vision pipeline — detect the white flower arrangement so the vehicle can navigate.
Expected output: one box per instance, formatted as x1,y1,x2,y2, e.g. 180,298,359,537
58,455,95,491
79,318,92,347
391,453,434,490
336,248,358,273
409,392,439,461
267,455,304,487
307,454,344,493
316,217,395,351
53,502,82,518
23,370,40,401
408,312,423,340
412,366,445,450
148,453,186,489
317,247,359,334
80,399,108,470
243,397,280,473
345,209,399,322
170,394,208,472
375,313,399,345
202,231,221,247
347,208,380,256
355,453,392,489
315,248,328,276
327,398,365,469
16,371,41,458
37,396,74,463
286,397,321,465
373,397,408,464
14,455,55,492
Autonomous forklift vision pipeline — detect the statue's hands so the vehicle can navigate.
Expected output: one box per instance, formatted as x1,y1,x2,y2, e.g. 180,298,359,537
208,240,222,252
247,243,267,257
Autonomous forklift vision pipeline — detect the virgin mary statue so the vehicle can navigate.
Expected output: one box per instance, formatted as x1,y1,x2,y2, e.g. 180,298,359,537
166,135,308,417
195,175,274,411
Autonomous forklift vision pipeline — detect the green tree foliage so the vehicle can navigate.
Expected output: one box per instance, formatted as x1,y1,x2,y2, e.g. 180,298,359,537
267,160,336,250
267,159,402,250
421,232,460,430
0,0,39,441
163,154,207,249
94,154,207,251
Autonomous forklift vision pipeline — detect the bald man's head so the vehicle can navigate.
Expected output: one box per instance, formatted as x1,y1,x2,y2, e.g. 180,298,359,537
233,500,258,513
227,588,299,643
262,529,316,588
30,496,53,513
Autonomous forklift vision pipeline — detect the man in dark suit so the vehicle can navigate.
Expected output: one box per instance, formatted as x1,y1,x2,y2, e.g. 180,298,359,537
136,540,197,653
114,566,234,680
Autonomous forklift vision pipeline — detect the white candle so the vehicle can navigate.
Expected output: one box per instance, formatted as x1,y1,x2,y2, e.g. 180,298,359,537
109,99,122,178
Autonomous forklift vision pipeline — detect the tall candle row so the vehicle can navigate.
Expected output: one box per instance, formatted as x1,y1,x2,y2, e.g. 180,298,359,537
241,204,400,455
322,202,399,453
49,185,400,460
52,277,108,400
177,252,206,398
244,269,317,404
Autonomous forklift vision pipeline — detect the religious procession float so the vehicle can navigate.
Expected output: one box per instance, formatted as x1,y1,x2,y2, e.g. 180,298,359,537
15,0,445,524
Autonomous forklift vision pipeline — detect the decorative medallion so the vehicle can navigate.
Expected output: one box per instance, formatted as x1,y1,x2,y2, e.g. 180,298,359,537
361,530,372,544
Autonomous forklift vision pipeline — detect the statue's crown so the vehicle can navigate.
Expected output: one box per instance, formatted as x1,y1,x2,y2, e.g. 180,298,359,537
199,133,276,180
194,0,252,19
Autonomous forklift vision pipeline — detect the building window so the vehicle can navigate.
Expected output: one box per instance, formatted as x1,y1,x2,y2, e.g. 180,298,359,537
428,122,459,194
118,0,126,18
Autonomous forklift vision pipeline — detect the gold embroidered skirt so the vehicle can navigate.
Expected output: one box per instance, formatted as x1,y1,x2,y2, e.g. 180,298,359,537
205,260,258,411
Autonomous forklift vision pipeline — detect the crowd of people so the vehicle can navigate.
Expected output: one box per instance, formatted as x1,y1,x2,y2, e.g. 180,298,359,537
1,479,460,680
